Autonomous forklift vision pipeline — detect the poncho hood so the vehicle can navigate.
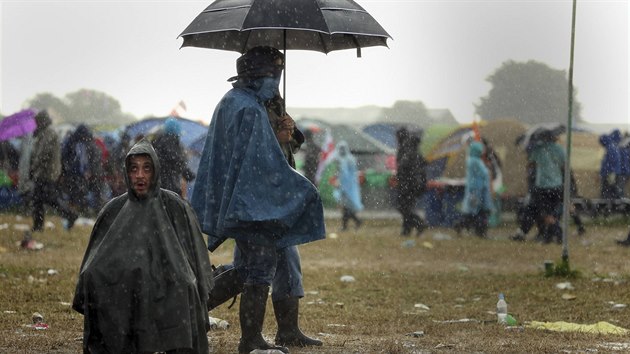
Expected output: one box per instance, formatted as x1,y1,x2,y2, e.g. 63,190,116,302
124,138,161,201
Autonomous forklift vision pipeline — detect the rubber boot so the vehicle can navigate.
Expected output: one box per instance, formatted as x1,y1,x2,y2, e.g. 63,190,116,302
274,297,322,347
207,264,244,310
238,285,289,354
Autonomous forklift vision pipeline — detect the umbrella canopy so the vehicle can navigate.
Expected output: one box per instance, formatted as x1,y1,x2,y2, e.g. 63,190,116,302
515,122,566,151
0,109,37,142
179,0,391,55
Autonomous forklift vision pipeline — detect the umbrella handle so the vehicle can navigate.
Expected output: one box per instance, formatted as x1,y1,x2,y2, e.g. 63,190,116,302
283,31,287,116
352,36,362,58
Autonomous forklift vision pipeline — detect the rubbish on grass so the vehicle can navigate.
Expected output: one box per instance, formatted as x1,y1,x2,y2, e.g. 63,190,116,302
598,342,630,350
47,269,59,276
433,318,479,324
340,275,355,283
401,239,415,248
432,232,452,241
527,321,629,335
457,264,470,272
561,293,577,300
328,232,338,239
0,223,8,230
32,312,43,323
555,282,574,290
20,240,44,251
45,221,55,229
30,322,49,330
208,316,229,330
421,241,433,249
406,331,424,337
414,303,430,311
611,303,627,310
26,312,49,330
13,224,30,231
505,314,518,326
75,217,96,227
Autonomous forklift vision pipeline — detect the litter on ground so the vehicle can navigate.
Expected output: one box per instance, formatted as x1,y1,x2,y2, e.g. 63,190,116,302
527,321,629,335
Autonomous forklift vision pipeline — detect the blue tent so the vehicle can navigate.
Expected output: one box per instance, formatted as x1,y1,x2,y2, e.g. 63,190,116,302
124,116,208,149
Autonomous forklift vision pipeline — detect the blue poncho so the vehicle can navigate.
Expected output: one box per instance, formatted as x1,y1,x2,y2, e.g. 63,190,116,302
462,141,493,214
191,84,325,251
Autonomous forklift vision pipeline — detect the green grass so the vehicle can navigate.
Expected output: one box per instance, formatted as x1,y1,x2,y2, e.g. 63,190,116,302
1,213,629,353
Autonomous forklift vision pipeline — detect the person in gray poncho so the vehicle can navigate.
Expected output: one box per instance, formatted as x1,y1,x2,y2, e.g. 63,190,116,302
73,138,213,354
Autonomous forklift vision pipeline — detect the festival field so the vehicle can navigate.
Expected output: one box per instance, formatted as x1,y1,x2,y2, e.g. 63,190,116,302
1,213,629,353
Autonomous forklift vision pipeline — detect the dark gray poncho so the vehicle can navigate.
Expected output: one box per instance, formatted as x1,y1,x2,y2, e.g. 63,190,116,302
73,139,212,353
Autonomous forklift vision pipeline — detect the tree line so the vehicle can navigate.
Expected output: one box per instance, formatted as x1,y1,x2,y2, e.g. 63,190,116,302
4,59,581,126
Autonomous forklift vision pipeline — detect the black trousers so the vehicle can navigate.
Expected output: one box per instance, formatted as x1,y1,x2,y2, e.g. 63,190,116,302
32,179,76,232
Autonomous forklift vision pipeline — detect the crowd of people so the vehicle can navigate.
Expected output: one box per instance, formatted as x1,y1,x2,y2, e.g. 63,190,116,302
0,112,195,249
1,46,630,352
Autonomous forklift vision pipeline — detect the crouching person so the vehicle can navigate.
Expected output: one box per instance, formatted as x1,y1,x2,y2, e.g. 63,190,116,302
72,138,213,354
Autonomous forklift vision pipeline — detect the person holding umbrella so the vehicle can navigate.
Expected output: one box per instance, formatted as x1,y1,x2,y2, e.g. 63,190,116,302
191,46,325,354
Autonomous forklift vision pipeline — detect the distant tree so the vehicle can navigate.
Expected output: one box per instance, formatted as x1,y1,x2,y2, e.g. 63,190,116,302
25,89,135,126
475,60,582,124
26,93,70,122
382,100,431,124
65,89,132,125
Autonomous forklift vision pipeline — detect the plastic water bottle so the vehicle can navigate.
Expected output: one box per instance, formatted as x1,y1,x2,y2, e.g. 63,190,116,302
497,293,508,324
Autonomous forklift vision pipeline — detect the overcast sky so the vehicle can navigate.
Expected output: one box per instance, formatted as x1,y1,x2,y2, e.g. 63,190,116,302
1,0,628,127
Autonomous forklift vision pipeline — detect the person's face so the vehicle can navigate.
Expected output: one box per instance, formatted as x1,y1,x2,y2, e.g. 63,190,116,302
127,154,154,199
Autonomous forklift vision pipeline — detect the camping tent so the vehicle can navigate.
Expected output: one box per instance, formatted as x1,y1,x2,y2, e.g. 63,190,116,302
124,116,208,149
362,122,423,150
294,118,397,209
426,119,605,203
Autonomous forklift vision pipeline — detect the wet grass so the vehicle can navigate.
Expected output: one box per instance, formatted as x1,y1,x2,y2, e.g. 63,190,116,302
1,213,629,353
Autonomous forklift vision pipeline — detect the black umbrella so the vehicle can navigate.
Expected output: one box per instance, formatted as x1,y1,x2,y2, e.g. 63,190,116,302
178,0,391,110
515,123,566,151
179,0,391,56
